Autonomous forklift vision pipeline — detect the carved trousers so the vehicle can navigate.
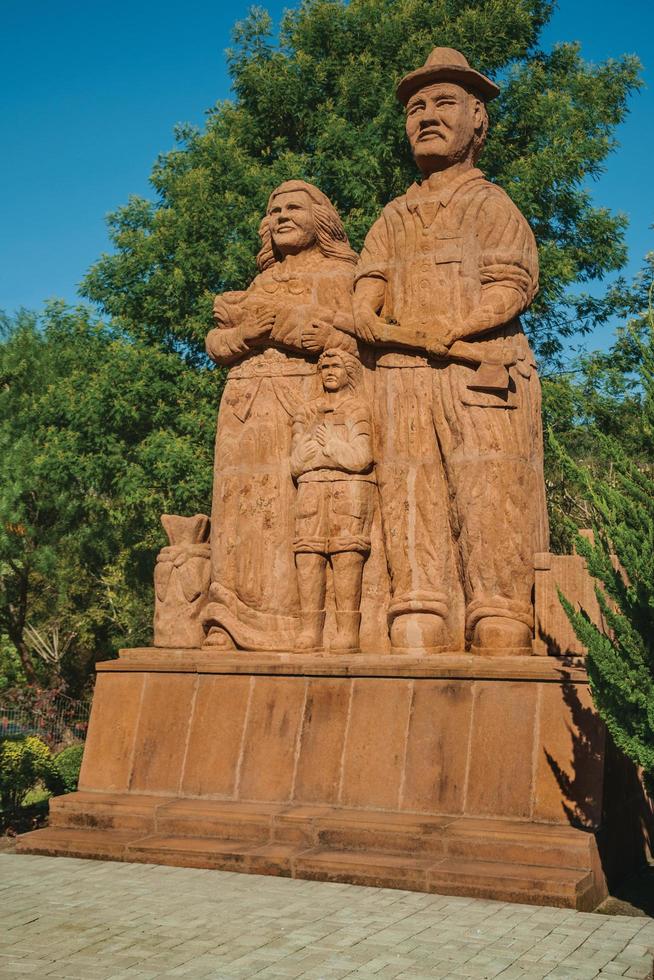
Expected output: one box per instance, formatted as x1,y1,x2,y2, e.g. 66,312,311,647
374,357,549,640
294,477,375,556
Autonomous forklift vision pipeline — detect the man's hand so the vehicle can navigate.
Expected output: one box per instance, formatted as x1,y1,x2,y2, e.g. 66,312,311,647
353,308,378,345
440,322,460,348
425,338,450,358
301,318,332,353
241,308,276,344
425,318,459,358
353,276,386,344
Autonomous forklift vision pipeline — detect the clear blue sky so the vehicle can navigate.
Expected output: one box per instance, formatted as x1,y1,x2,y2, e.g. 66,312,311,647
1,0,653,351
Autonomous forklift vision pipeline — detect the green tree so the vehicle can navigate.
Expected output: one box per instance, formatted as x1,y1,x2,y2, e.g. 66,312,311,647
0,305,218,689
82,0,640,367
554,253,654,793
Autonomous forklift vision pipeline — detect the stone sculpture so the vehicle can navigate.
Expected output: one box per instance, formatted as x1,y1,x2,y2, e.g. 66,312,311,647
22,49,647,918
350,47,549,655
203,180,358,651
290,348,375,652
153,514,211,648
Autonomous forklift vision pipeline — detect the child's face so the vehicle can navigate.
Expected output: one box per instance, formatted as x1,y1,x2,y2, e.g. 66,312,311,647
320,354,347,392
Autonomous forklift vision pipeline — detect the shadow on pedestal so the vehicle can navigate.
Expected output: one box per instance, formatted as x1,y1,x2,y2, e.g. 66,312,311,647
544,676,653,902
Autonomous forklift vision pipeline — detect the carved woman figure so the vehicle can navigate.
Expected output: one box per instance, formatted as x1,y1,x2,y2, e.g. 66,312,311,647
203,180,358,651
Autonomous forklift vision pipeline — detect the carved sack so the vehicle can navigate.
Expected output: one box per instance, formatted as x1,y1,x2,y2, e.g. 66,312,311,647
153,514,211,648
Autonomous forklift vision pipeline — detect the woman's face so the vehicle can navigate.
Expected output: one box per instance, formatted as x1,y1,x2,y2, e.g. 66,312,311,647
269,190,317,255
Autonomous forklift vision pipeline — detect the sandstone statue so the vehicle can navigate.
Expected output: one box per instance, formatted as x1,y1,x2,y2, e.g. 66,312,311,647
290,348,375,653
203,180,358,651
350,47,549,654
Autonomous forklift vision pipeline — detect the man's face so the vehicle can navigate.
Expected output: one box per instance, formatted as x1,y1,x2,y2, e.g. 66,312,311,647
405,82,482,175
320,355,347,392
269,190,317,255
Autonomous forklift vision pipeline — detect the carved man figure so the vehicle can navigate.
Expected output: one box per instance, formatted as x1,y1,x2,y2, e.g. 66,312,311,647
353,48,549,654
290,349,375,652
204,181,358,651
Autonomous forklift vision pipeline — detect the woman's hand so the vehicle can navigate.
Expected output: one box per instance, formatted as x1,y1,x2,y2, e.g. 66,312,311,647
241,308,276,345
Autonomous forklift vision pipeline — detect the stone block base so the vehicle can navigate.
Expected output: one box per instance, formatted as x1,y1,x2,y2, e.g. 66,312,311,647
19,794,605,909
17,649,650,909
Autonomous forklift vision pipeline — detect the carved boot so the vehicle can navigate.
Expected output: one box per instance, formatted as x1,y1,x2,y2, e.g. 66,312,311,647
472,616,532,656
295,611,326,652
390,612,447,654
202,626,236,650
331,611,361,653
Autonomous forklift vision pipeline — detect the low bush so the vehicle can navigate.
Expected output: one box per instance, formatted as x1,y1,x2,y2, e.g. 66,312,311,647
0,735,54,822
48,744,84,795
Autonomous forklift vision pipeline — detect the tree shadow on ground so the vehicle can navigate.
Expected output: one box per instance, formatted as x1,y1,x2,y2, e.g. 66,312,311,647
596,860,654,917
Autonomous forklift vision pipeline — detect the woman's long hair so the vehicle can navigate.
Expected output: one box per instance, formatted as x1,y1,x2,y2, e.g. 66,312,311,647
256,180,358,272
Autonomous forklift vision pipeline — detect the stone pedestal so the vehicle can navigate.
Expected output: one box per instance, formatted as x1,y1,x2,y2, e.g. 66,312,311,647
18,647,647,909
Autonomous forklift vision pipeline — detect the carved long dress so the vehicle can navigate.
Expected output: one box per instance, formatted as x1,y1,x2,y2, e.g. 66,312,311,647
205,255,355,650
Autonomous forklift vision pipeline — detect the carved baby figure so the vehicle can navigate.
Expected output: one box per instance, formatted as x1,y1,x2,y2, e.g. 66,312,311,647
290,349,375,652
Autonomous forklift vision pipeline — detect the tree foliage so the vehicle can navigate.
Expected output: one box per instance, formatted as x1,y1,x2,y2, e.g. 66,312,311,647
553,254,654,794
0,305,218,689
82,0,640,366
543,254,654,549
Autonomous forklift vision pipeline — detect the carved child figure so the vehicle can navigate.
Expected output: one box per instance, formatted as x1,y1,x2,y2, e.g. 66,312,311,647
290,349,375,652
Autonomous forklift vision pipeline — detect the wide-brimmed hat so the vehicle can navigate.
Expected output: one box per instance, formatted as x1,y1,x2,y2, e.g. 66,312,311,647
396,47,500,106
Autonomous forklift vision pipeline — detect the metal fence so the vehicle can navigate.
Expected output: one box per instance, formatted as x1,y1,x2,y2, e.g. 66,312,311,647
0,696,90,749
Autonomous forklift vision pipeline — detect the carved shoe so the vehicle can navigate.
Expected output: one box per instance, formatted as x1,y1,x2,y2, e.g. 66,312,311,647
331,611,362,653
471,616,532,656
295,611,326,653
202,626,236,650
389,612,448,654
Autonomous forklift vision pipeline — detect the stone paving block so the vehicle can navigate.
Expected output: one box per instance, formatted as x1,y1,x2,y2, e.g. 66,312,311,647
511,965,550,979
2,854,654,980
105,974,155,979
545,968,615,980
623,967,654,980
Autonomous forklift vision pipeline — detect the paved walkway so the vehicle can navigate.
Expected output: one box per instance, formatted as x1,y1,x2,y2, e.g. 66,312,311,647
0,854,652,980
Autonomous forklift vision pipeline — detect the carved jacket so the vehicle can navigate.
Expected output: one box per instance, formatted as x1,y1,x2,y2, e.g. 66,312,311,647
355,167,539,369
290,393,374,483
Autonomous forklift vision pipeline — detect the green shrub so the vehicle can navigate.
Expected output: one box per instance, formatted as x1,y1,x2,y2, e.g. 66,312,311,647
0,735,54,819
49,744,84,795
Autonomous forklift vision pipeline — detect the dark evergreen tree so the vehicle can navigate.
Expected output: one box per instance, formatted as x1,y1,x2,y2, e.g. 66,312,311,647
555,254,654,794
